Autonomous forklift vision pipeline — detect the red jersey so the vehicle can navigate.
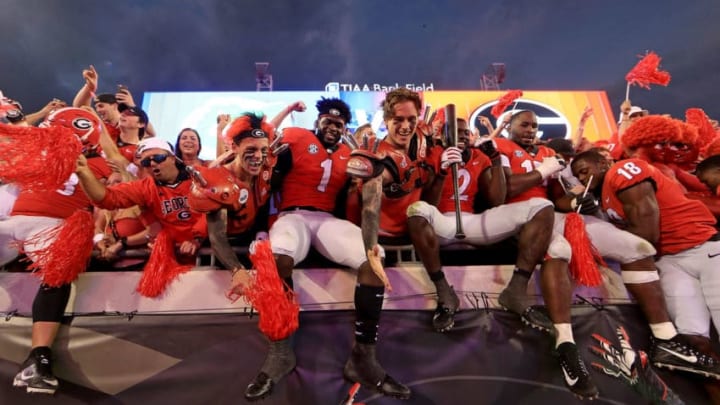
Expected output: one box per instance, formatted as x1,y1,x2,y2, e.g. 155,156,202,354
12,156,112,219
378,138,439,236
195,166,272,236
106,122,121,143
276,127,350,212
602,159,717,255
437,149,491,214
118,141,138,163
495,138,555,203
96,174,201,243
602,131,625,161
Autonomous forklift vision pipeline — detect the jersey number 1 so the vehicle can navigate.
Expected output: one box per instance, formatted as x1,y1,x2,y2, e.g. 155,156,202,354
317,159,332,192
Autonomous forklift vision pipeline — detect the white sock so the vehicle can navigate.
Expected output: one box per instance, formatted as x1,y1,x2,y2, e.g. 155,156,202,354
554,323,574,348
650,322,677,340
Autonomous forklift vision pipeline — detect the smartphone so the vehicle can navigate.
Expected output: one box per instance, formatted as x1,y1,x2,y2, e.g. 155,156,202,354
117,84,128,93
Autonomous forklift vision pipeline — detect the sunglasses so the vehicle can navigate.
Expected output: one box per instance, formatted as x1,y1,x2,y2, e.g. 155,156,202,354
140,154,170,167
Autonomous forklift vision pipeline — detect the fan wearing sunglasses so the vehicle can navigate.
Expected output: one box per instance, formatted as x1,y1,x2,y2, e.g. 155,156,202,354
75,137,206,295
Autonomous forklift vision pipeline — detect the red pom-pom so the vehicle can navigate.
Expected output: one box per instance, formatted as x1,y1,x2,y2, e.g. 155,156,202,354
245,240,299,341
0,124,81,191
137,230,193,298
491,90,523,118
25,210,94,286
625,52,671,89
622,115,681,150
678,120,698,147
686,108,718,156
706,137,720,158
564,213,605,287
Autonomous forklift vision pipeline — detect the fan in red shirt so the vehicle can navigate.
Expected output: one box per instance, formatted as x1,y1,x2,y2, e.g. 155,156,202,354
2,107,112,395
76,136,205,299
572,149,720,379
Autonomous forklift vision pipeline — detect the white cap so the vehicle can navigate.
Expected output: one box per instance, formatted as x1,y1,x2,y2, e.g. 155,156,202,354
136,137,174,156
618,106,649,123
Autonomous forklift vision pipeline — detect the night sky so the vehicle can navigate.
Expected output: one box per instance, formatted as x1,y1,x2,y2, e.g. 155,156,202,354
2,0,718,119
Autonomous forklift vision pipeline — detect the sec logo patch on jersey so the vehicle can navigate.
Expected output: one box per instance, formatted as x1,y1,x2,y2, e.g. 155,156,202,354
238,188,249,204
308,144,319,154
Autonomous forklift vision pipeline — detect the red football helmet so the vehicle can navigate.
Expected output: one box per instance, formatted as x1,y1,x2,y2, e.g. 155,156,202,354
41,107,102,151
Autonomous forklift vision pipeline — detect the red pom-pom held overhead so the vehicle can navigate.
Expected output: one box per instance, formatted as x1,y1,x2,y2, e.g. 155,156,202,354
625,52,671,90
490,90,523,118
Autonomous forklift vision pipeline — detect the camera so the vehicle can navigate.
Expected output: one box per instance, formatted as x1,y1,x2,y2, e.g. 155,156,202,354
5,108,25,123
4,100,25,123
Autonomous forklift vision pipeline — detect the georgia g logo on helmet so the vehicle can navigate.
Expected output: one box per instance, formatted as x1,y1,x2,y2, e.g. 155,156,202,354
469,99,571,141
43,107,101,148
72,117,94,143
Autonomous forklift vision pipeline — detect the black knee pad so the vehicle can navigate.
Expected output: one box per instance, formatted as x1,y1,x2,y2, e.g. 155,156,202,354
32,283,71,323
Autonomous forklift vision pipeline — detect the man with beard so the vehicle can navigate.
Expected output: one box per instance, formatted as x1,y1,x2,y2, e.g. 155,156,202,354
405,117,557,333
243,98,410,401
494,109,596,398
497,109,720,397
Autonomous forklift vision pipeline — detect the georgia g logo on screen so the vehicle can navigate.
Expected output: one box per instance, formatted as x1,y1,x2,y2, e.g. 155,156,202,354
468,99,571,141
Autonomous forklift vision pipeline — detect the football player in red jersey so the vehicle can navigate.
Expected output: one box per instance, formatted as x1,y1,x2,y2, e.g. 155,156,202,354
573,150,720,381
346,88,448,401
243,98,410,401
491,110,599,399
2,108,112,395
188,113,275,301
407,117,556,333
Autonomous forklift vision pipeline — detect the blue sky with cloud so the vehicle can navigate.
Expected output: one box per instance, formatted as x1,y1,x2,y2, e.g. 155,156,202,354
1,0,718,118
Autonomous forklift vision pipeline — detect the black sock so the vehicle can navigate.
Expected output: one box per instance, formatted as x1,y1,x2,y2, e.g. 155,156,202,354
30,346,51,360
429,270,445,282
32,283,71,323
507,268,532,290
513,268,532,279
354,284,385,344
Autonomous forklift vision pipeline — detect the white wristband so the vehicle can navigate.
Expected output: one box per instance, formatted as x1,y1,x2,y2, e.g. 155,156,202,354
93,233,105,244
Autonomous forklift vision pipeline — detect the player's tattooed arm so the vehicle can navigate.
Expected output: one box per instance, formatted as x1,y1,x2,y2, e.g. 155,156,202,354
360,175,382,251
206,208,244,271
